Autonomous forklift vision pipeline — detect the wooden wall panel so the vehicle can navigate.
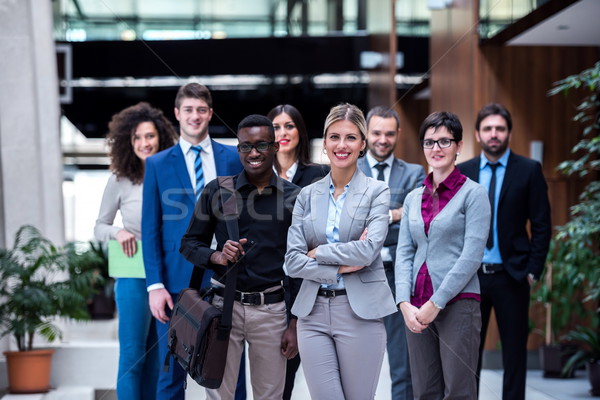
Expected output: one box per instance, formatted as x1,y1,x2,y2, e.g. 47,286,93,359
477,45,598,229
430,2,480,160
395,98,429,166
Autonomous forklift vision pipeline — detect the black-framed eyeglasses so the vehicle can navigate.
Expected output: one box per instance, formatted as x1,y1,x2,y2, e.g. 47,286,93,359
421,138,458,149
237,141,275,153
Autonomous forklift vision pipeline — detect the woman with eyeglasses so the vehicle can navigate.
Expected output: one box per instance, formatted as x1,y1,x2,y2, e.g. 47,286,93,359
285,103,397,399
94,102,177,400
266,104,329,400
394,111,491,399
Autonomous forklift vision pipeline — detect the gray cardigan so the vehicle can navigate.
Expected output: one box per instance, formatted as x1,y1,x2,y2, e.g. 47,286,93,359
394,177,491,308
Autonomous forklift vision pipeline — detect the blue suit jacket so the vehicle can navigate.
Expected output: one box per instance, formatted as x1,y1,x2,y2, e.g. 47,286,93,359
142,140,242,293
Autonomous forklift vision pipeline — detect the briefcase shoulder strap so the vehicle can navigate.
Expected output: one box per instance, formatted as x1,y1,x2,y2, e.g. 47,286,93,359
188,176,239,289
216,176,240,335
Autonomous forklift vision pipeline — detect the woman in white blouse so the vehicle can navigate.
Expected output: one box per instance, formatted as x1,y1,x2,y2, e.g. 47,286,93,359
94,102,177,400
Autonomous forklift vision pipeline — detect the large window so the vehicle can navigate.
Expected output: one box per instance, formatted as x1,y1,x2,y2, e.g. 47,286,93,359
54,0,430,41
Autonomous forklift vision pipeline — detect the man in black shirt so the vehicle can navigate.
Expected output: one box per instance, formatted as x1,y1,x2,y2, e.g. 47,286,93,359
180,114,300,400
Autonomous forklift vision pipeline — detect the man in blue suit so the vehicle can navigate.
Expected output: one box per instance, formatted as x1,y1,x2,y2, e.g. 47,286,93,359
142,83,242,399
358,106,425,400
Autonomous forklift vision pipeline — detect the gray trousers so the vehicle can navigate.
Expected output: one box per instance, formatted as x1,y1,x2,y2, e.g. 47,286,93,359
207,291,287,400
297,294,386,400
405,298,481,400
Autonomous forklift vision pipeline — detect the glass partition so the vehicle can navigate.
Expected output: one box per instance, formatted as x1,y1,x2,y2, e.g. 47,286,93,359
479,0,550,39
54,0,430,41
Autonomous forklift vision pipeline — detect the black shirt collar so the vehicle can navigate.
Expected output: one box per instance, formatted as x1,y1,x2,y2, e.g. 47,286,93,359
235,170,283,192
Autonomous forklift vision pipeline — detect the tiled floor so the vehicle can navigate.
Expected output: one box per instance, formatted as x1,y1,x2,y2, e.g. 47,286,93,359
185,352,595,400
53,320,596,399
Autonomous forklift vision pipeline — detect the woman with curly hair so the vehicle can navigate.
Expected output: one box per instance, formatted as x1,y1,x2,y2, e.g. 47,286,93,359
94,102,177,400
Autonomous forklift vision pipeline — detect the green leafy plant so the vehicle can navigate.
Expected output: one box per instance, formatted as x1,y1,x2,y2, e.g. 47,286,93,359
532,61,600,378
0,225,103,351
546,60,600,309
562,327,600,377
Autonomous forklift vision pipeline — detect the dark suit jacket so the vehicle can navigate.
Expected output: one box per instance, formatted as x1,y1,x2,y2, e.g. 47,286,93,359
291,163,330,188
358,157,426,261
142,140,242,293
457,152,551,282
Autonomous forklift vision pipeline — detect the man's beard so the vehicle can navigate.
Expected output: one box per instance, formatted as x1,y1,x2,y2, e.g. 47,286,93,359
482,138,509,157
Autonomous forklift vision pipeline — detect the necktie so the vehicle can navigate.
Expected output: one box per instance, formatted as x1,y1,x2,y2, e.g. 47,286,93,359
190,146,204,200
374,162,387,181
486,163,498,249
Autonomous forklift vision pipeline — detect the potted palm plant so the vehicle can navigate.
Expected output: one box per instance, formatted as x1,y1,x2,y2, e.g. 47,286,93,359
65,240,115,320
0,225,102,393
532,239,594,378
562,327,600,396
537,61,600,387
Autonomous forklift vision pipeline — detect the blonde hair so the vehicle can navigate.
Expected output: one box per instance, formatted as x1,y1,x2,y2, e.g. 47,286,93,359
323,103,367,142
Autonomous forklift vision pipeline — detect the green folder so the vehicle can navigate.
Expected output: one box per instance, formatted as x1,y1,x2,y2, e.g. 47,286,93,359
108,240,145,278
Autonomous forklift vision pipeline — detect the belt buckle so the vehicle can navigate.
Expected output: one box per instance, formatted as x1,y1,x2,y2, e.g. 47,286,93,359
481,263,495,274
240,292,262,306
324,289,336,298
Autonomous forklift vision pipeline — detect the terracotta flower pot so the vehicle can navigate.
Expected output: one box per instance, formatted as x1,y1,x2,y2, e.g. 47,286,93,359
4,349,54,393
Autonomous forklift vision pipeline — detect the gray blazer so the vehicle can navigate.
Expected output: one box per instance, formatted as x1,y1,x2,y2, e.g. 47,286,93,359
285,169,397,319
357,157,426,261
395,178,491,308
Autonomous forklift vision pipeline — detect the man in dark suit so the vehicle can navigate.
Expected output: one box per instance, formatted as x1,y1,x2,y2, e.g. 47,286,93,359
457,103,551,400
142,83,243,400
358,106,425,400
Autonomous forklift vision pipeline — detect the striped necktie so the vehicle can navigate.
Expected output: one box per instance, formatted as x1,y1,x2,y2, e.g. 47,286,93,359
190,146,204,200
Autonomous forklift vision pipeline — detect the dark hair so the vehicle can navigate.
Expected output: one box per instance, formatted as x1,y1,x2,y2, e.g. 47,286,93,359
174,82,213,109
475,103,512,132
418,111,463,142
267,104,311,170
106,102,177,184
238,114,275,141
366,106,400,130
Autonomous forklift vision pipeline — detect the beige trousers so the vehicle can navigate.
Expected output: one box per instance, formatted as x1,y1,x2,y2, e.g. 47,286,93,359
206,289,288,400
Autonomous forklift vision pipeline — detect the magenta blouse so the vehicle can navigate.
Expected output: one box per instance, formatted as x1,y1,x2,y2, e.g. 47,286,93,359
411,167,481,308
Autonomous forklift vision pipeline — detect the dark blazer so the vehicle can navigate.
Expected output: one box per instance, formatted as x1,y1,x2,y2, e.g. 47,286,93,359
457,152,551,282
358,157,425,261
291,163,330,188
142,140,242,293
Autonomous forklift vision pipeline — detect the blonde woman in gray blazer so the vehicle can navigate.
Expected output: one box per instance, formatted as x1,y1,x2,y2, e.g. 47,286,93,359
286,103,397,400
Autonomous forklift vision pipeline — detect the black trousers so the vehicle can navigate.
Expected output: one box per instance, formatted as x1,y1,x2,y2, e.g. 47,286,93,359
477,271,530,400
